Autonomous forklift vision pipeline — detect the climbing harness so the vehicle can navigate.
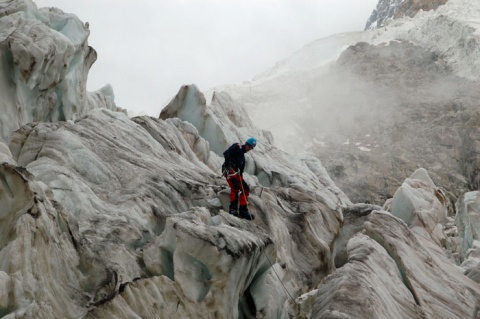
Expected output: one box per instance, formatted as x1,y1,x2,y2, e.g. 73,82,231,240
225,169,239,178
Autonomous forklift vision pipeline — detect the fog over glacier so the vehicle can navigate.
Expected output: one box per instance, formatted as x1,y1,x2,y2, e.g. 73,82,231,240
34,0,378,116
216,0,480,153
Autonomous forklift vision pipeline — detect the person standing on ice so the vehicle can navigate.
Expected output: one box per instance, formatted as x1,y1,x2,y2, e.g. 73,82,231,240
222,137,257,220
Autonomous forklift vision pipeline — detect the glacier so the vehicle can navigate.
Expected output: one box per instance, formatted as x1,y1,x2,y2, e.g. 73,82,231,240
0,0,118,146
1,0,480,318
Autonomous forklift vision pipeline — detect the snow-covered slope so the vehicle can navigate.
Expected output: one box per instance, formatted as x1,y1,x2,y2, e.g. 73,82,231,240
370,0,480,79
251,32,368,84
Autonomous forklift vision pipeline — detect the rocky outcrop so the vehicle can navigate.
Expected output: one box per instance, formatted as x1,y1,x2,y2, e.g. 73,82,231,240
365,0,449,29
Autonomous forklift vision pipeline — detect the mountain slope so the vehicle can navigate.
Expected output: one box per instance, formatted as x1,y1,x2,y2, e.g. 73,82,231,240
215,0,480,208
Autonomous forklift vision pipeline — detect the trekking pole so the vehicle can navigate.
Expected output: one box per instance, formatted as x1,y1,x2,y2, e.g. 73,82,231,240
238,170,248,204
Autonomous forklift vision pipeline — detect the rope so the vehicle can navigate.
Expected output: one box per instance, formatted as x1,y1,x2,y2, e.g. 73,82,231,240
238,170,249,206
232,170,308,317
262,250,308,318
239,178,307,318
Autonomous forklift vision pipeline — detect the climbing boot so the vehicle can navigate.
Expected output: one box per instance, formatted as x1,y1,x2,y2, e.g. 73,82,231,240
239,211,254,220
238,206,254,220
229,209,239,217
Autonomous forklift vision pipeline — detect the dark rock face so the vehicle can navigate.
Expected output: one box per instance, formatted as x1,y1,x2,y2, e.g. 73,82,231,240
366,0,449,29
305,41,480,211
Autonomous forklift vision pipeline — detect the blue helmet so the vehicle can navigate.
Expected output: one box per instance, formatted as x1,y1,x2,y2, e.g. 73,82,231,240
246,137,257,148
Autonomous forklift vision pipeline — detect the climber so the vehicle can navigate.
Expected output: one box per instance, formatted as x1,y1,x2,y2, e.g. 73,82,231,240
222,137,257,220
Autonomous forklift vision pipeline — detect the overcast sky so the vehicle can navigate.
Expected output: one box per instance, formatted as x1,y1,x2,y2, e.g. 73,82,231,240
34,0,378,116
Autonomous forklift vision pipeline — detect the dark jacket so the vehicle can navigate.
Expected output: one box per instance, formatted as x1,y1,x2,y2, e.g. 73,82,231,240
223,143,247,174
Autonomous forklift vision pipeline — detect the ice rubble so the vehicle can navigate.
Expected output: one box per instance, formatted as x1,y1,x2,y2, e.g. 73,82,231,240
291,168,480,319
0,0,117,145
1,85,348,318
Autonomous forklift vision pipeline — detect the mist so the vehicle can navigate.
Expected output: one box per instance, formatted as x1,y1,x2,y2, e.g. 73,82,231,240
34,0,379,116
302,40,479,204
214,34,480,204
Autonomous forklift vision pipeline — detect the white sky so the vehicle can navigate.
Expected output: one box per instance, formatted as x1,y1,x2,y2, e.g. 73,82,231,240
34,0,378,116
